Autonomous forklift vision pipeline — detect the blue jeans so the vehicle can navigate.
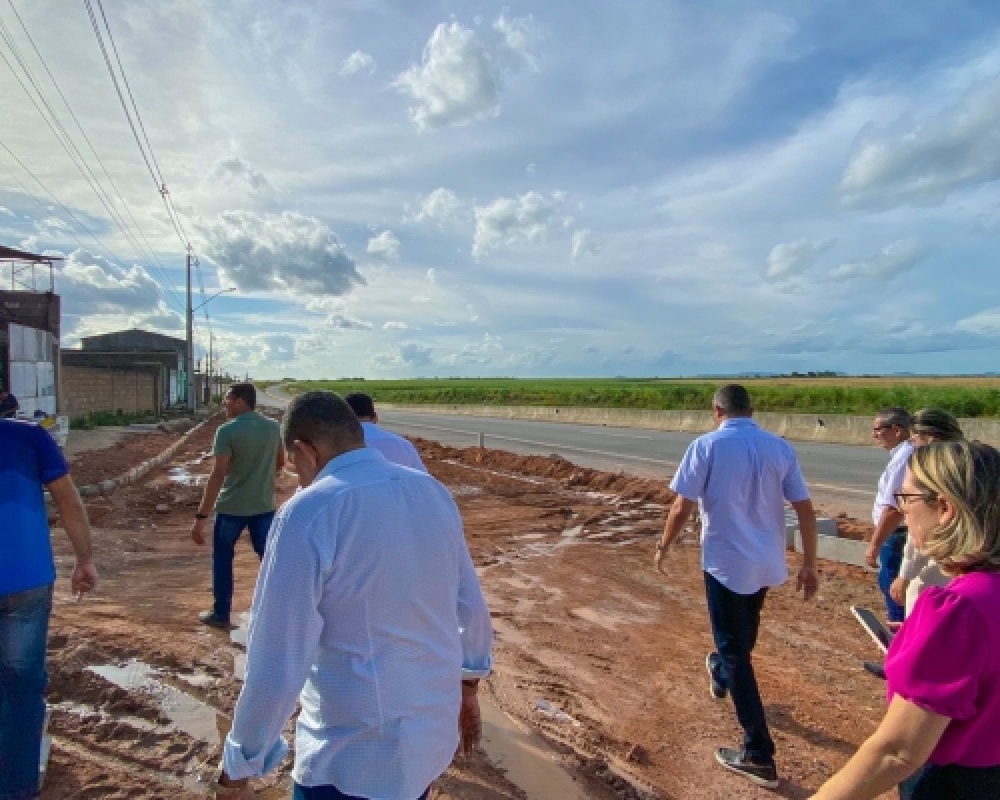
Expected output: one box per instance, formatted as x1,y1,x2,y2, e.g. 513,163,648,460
878,530,907,623
212,512,275,621
0,583,53,799
704,572,775,765
293,784,429,800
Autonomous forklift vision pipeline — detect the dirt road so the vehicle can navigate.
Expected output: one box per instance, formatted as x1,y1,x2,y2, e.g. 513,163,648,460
40,420,892,799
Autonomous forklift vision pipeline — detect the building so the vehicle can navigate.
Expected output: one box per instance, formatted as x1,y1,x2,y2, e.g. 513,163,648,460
1,246,61,417
59,328,191,416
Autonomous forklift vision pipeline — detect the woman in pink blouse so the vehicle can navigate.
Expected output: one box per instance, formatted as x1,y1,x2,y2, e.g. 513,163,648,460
813,440,1000,799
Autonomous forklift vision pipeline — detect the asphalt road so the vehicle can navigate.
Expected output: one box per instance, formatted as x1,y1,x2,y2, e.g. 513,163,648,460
261,390,887,513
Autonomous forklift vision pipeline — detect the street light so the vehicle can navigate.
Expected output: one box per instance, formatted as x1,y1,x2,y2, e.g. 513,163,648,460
188,287,235,411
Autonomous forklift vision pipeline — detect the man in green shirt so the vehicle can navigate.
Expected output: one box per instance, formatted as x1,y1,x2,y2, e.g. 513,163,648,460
191,383,284,629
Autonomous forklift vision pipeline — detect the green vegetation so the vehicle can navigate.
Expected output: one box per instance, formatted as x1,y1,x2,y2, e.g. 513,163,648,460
70,410,159,430
285,378,1000,418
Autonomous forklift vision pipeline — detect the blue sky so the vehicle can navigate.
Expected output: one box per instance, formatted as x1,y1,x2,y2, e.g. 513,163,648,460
2,0,1000,377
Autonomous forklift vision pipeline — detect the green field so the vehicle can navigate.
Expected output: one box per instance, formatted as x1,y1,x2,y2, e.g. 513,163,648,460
284,378,1000,418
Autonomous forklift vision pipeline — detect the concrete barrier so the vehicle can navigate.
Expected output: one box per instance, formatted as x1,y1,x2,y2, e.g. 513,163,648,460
380,403,1000,448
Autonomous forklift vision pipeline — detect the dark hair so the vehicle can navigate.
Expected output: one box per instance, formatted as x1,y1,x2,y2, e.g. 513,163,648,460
912,408,963,442
875,406,911,430
282,391,363,449
344,392,376,419
228,382,257,410
713,384,752,415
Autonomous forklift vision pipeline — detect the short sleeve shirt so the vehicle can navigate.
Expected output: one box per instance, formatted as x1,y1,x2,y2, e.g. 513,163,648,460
670,418,810,595
1,419,69,595
886,572,1000,767
873,439,914,526
212,412,281,516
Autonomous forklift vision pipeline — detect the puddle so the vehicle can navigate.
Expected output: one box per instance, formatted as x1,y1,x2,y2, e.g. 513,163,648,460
87,660,225,745
513,533,549,541
231,612,250,681
168,466,207,487
560,525,584,538
480,694,590,800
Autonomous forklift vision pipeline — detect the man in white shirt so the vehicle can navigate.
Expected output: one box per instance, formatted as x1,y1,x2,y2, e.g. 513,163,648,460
654,384,818,790
865,407,913,626
345,392,427,472
215,391,492,800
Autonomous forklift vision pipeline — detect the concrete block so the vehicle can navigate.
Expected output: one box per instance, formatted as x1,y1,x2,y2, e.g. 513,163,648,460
785,514,836,547
98,479,116,494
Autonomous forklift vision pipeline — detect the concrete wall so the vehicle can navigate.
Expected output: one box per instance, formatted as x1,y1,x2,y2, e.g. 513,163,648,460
379,403,1000,447
61,366,157,417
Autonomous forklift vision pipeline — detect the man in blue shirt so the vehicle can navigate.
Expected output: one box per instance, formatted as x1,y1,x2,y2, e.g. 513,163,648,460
1,419,98,797
214,392,491,800
654,384,818,790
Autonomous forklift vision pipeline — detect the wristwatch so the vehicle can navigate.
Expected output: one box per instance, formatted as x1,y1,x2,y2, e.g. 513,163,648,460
195,513,209,520
462,678,480,688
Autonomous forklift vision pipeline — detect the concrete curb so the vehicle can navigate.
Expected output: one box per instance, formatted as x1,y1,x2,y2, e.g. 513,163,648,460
56,413,219,502
377,403,1000,448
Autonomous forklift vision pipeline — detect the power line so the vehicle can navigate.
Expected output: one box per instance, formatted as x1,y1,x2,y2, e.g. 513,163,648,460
0,13,185,311
83,0,193,255
6,0,182,305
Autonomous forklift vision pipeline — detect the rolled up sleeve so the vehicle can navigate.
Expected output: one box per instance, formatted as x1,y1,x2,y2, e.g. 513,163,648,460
223,506,327,779
670,441,708,502
455,523,492,680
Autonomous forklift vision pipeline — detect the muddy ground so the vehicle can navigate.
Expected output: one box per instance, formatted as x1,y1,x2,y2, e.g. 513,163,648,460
41,419,893,799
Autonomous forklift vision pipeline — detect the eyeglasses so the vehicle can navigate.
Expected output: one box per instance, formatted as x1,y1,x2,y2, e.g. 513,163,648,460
893,491,936,509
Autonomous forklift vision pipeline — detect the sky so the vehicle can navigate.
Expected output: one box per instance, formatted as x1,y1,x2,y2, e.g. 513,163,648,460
2,0,1000,378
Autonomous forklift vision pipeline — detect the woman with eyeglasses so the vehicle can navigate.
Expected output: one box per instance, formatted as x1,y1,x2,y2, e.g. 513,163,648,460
889,409,964,618
812,440,1000,799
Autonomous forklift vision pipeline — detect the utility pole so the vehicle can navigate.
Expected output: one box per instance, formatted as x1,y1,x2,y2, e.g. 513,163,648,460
208,332,214,402
186,248,196,412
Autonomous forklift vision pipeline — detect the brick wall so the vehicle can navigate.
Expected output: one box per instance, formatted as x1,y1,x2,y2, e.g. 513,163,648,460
61,366,157,416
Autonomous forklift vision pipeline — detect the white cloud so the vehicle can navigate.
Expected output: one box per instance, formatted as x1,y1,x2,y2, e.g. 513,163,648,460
200,211,363,295
262,334,296,363
493,15,538,68
204,157,272,192
411,187,459,223
328,314,373,330
394,23,499,131
383,321,409,330
426,268,436,284
59,249,162,314
0,206,14,216
765,239,832,280
366,230,400,260
828,239,927,282
956,306,1000,336
341,50,376,76
571,229,603,261
840,76,1000,208
375,341,433,368
473,191,562,258
19,235,38,252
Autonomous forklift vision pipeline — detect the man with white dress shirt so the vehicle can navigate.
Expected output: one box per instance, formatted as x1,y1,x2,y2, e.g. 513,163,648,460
215,391,492,800
345,392,427,472
654,384,819,790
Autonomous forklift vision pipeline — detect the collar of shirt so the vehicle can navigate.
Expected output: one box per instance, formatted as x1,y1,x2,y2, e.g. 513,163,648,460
316,446,386,480
890,439,912,458
719,417,758,430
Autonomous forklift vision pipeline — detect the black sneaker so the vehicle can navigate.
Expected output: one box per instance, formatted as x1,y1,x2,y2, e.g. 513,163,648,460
706,654,726,700
715,747,779,789
198,610,232,630
863,661,886,680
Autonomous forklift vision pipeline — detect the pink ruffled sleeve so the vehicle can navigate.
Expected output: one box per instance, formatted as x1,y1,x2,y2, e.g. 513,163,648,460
885,587,988,722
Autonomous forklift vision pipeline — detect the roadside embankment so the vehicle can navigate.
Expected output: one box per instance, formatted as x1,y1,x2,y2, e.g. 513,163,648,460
379,403,1000,447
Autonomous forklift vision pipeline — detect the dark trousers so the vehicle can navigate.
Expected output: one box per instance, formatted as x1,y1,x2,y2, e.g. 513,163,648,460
293,784,429,800
878,530,907,623
904,763,1000,799
212,511,275,621
0,583,53,800
704,572,775,765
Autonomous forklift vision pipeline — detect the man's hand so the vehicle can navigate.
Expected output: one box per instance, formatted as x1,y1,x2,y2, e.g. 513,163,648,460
865,542,880,569
71,559,98,597
654,543,668,574
191,517,208,546
797,565,820,601
459,684,482,755
212,769,254,799
890,576,909,606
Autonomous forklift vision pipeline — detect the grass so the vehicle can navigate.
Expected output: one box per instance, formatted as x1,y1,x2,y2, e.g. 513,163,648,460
283,378,1000,418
